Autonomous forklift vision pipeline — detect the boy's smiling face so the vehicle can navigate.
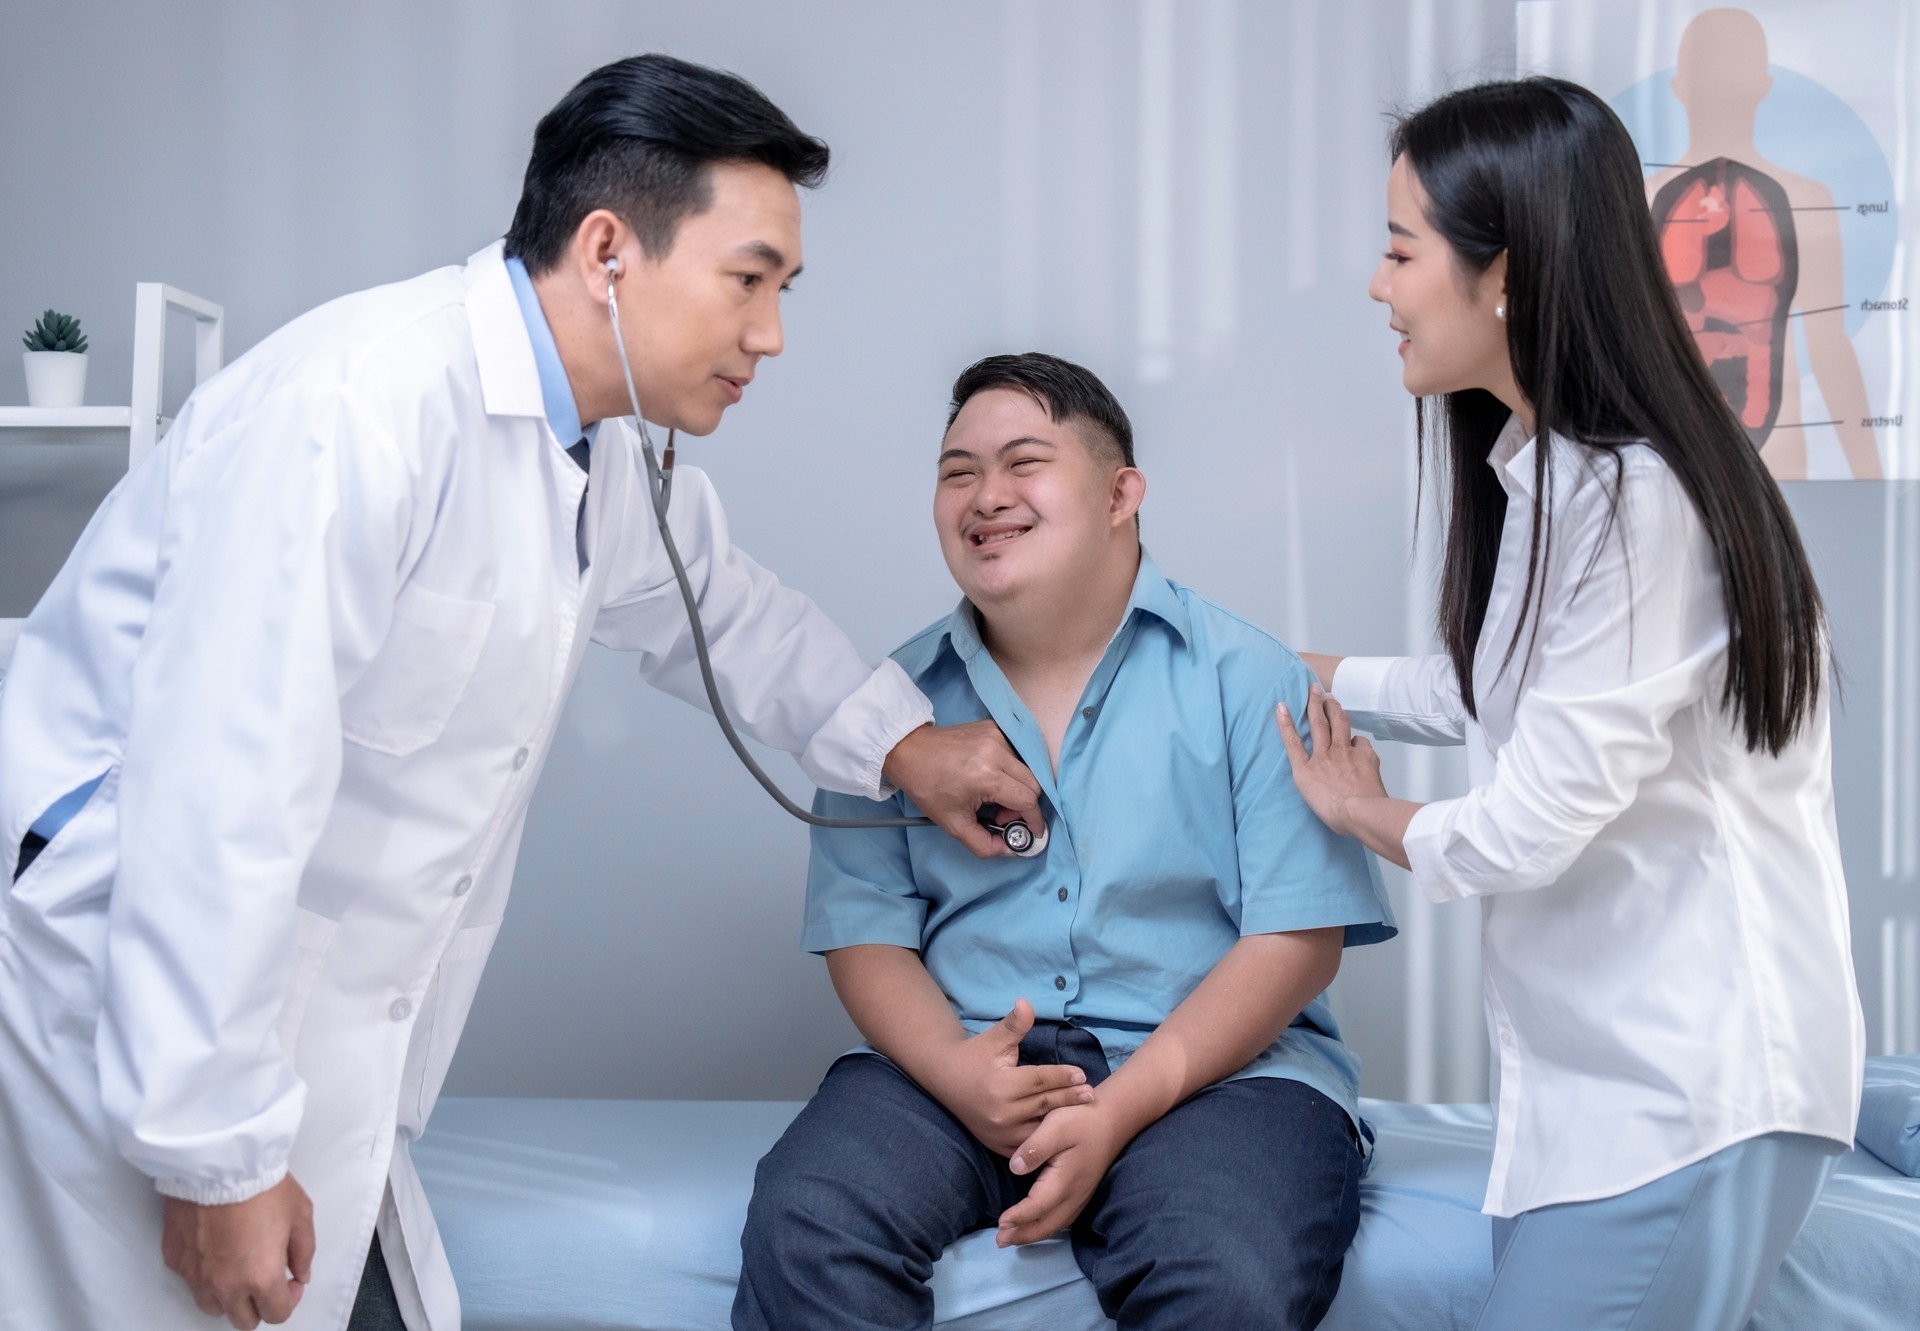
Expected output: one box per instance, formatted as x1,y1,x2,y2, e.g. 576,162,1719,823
934,387,1138,612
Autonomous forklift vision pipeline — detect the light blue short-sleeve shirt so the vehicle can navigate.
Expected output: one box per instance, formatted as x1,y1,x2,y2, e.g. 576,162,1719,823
805,552,1396,1136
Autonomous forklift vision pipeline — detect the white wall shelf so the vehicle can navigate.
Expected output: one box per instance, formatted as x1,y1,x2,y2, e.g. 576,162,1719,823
0,406,138,430
0,283,222,676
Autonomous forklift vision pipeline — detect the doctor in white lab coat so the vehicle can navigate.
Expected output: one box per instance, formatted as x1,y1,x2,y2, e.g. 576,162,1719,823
0,55,1044,1331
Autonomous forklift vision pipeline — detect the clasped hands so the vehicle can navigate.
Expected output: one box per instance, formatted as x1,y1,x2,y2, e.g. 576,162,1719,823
919,998,1129,1248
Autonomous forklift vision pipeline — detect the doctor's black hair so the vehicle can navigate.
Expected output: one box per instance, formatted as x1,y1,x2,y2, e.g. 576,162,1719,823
505,53,829,274
945,353,1136,472
1393,77,1826,756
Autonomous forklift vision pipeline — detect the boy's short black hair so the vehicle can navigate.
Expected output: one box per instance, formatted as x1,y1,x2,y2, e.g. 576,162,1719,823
945,352,1136,471
505,54,829,274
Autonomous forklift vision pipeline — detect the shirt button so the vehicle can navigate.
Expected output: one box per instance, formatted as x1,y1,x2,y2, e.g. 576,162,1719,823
1054,975,1067,991
512,747,530,770
390,998,413,1022
1081,707,1095,719
1057,887,1068,902
454,875,473,897
1500,1029,1515,1049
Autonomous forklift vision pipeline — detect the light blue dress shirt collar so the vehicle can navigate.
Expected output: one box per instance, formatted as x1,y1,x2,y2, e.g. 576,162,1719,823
504,253,586,449
904,551,1191,812
936,551,1193,666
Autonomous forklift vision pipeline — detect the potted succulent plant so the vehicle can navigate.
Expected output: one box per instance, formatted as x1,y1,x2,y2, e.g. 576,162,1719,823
22,309,90,408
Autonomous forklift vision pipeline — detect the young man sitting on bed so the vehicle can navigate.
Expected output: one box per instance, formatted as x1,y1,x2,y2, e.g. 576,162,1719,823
733,353,1395,1331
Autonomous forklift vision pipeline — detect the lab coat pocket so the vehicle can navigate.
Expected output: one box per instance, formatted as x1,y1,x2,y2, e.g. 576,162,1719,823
341,582,495,758
275,909,339,1061
403,918,501,1132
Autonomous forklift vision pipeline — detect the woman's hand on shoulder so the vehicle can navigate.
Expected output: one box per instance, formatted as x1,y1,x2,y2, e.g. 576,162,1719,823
1276,684,1384,837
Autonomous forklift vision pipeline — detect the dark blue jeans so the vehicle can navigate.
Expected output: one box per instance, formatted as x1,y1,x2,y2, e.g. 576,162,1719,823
346,1233,406,1331
734,1022,1362,1331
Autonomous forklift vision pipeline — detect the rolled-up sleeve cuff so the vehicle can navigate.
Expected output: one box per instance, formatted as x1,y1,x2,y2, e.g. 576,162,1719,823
801,905,928,955
1332,655,1465,745
153,1160,289,1206
1330,656,1396,714
1240,893,1390,938
1404,797,1470,903
799,659,935,800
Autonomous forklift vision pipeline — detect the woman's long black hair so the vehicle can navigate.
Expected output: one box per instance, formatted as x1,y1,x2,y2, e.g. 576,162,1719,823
1394,77,1826,755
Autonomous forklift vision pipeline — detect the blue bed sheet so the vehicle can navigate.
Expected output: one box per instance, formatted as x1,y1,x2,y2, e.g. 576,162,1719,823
414,1095,1920,1330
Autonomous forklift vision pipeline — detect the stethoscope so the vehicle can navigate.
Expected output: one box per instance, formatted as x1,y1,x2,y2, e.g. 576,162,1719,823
603,257,1046,857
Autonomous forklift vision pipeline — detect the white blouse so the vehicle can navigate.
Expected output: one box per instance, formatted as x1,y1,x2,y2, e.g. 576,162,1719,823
1335,418,1863,1217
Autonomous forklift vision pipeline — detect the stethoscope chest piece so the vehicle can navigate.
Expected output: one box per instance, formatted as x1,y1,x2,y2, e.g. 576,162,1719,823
977,804,1049,858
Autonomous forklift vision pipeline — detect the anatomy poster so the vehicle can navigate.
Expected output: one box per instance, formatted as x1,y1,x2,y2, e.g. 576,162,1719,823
1518,1,1914,480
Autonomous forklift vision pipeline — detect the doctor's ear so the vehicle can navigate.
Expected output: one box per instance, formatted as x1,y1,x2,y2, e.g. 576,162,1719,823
570,208,638,300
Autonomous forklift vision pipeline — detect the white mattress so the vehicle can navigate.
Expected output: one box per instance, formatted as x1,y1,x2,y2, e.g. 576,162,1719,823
413,1094,1920,1330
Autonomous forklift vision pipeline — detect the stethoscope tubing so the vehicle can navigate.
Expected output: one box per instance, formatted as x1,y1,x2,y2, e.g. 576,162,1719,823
606,272,936,831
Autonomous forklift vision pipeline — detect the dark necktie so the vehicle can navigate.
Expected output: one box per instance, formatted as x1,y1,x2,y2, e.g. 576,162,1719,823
567,437,590,572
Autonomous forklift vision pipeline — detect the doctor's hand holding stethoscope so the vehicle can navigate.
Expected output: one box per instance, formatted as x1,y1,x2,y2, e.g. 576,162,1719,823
1273,77,1862,1331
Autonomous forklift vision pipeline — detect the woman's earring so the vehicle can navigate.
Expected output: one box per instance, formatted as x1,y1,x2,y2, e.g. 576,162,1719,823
1495,303,1507,321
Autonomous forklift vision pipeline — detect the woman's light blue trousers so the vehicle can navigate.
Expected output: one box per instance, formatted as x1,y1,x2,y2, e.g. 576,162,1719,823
1472,1132,1842,1331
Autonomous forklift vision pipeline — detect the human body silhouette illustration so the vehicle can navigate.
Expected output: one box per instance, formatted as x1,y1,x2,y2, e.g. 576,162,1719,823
1645,7,1883,478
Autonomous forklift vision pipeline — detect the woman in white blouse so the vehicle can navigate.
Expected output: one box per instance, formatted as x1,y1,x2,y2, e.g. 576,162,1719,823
1278,78,1864,1330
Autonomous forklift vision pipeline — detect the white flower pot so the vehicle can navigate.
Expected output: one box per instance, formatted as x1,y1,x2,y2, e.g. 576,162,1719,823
23,350,88,408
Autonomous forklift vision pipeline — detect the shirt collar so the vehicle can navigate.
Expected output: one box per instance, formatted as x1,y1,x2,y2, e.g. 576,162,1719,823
505,253,585,447
1488,413,1539,501
935,548,1192,671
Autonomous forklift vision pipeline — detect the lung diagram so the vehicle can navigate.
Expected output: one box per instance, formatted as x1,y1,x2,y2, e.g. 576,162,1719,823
1653,158,1798,446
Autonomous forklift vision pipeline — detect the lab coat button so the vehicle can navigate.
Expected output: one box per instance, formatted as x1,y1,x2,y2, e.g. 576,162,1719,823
512,747,530,770
1054,975,1067,991
453,875,473,897
1057,887,1068,902
390,998,413,1022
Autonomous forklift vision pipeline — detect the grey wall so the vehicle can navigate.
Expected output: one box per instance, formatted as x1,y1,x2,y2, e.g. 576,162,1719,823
3,2,1912,1104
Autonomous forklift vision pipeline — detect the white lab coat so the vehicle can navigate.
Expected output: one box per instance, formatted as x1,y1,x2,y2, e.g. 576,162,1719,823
0,241,932,1331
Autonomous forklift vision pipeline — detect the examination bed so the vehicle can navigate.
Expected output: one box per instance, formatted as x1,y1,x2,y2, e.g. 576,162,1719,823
415,1061,1920,1330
